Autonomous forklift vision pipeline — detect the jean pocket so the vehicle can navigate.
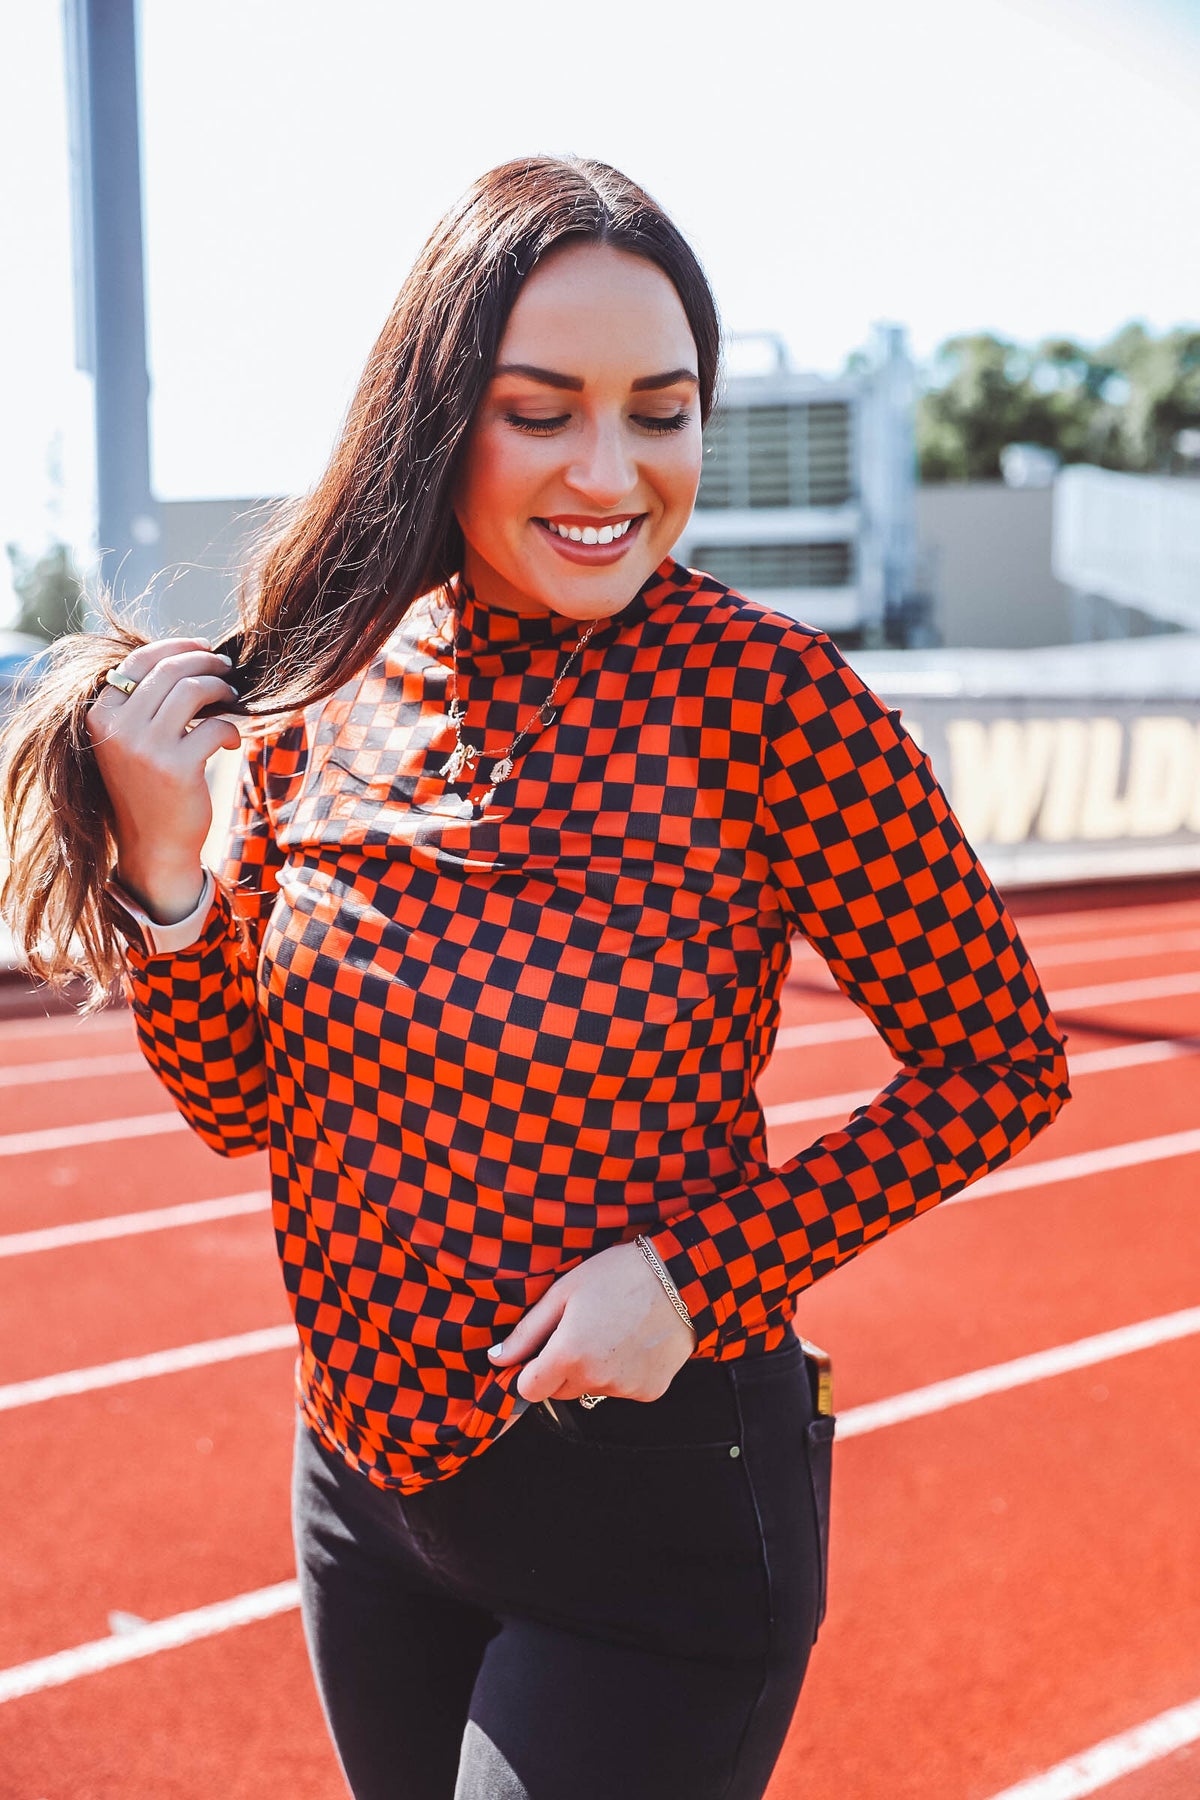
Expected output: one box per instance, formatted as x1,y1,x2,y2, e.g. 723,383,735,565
805,1413,835,1638
535,1360,742,1454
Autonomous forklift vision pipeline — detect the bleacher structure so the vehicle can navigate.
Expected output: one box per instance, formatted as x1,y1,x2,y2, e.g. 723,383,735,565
675,324,932,646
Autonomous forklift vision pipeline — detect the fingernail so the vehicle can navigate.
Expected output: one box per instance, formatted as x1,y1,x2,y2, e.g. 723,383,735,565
487,1342,506,1359
215,653,233,665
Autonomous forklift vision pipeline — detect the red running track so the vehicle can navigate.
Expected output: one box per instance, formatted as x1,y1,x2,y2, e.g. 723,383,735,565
0,880,1197,1799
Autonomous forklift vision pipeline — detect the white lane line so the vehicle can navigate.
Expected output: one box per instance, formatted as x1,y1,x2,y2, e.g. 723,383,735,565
3,1304,1198,1704
0,1111,187,1157
955,1128,1200,1204
0,1325,297,1414
777,1018,877,1049
1018,902,1200,942
766,1084,878,1124
0,1051,146,1090
764,1036,1200,1127
1,1020,1193,1162
2,1303,1194,1706
9,1043,1188,1259
984,1694,1200,1799
0,1191,270,1259
3,973,1196,1151
6,1147,1198,1414
1051,970,1200,1009
839,1306,1200,1440
776,970,1200,1052
1063,1036,1200,1076
0,1009,130,1045
0,1580,301,1705
1029,929,1200,968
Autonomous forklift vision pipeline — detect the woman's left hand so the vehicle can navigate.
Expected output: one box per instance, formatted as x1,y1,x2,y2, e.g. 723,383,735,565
488,1240,696,1404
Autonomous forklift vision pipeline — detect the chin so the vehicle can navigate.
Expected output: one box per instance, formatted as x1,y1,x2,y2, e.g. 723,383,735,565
532,551,664,612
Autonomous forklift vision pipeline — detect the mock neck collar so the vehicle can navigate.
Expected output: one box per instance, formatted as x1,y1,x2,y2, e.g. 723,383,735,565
433,560,681,670
454,577,580,662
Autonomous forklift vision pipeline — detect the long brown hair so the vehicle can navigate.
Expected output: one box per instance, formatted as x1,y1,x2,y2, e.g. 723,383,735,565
0,155,722,1003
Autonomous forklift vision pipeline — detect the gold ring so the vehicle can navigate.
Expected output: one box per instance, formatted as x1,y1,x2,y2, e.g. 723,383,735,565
578,1393,607,1409
104,668,139,697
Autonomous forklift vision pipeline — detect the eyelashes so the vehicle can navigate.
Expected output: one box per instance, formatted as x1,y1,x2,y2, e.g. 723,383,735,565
503,412,693,437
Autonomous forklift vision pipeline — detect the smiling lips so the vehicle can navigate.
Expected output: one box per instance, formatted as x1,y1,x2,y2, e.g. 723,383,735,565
534,513,645,560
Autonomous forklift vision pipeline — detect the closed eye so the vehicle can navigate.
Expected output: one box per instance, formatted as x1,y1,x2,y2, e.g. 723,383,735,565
634,412,692,435
504,413,570,435
504,411,693,437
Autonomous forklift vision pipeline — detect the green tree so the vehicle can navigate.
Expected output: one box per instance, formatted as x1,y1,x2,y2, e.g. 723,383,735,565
1101,322,1200,470
915,322,1200,482
916,334,1063,481
6,542,85,641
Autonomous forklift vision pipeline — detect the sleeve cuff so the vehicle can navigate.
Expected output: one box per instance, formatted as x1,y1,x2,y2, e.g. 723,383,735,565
104,868,217,957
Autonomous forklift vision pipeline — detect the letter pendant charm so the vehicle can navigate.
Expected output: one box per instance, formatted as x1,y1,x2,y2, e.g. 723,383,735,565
490,756,514,786
440,739,479,783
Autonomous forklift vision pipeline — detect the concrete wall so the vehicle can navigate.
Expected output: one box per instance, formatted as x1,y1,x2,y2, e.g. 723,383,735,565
153,497,278,638
915,481,1074,649
155,482,1078,651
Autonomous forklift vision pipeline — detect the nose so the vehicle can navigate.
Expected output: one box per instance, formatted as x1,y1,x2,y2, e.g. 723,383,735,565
563,418,637,508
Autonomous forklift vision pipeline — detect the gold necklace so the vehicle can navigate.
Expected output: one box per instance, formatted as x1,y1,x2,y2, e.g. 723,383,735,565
438,591,596,802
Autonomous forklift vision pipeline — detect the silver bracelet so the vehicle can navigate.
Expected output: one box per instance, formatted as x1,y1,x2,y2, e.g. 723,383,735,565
635,1235,695,1334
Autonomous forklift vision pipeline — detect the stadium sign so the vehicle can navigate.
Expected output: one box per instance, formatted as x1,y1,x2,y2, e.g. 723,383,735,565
901,698,1200,885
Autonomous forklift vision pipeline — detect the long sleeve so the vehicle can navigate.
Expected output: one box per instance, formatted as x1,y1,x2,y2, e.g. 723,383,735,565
648,635,1071,1354
121,733,286,1157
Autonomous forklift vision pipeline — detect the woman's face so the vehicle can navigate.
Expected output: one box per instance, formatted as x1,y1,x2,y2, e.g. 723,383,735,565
454,242,704,621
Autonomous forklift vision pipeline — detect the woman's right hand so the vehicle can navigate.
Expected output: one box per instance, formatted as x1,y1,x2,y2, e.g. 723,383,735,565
86,637,244,922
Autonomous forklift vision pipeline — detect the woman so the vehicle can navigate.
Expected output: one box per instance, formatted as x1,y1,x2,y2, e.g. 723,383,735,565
1,157,1069,1799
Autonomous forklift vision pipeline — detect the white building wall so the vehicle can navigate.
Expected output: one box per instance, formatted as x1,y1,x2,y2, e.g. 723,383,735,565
153,483,1079,651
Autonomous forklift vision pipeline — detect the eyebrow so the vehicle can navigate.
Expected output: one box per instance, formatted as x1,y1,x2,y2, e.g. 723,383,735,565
492,363,699,393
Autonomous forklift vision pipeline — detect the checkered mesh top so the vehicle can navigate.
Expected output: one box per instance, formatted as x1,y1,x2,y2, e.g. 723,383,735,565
124,559,1069,1491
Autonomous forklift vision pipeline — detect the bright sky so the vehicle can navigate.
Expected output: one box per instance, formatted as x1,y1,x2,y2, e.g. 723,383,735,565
1,0,1197,620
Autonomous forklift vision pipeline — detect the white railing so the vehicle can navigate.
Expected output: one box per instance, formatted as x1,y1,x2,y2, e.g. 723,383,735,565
1053,466,1200,631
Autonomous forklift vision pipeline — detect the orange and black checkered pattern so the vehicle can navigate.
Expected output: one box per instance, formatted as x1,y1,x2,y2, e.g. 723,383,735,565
124,559,1069,1491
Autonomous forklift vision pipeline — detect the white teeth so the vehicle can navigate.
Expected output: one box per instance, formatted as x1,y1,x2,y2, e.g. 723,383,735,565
544,517,635,542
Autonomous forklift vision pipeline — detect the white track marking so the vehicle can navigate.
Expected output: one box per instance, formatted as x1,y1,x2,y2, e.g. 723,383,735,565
2,1305,1197,1703
0,1580,301,1704
1050,970,1200,1009
0,1191,270,1259
1063,1037,1200,1075
1018,901,1200,940
776,1017,878,1048
0,1051,146,1090
0,1110,187,1157
2,975,1196,1148
1014,900,1200,943
0,1325,297,1414
766,1085,878,1124
777,970,1200,1052
763,1036,1200,1127
983,1695,1200,1799
0,1009,130,1045
4,1008,1194,1144
1,983,1195,1154
1029,929,1200,967
838,1306,1200,1439
4,1045,1188,1261
953,1128,1200,1204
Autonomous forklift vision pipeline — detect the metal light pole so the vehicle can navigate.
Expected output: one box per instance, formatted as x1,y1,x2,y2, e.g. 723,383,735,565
63,0,160,608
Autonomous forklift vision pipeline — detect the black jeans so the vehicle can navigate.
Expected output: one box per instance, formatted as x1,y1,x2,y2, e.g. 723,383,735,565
292,1337,832,1800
